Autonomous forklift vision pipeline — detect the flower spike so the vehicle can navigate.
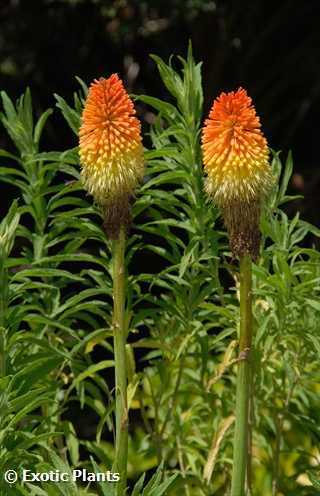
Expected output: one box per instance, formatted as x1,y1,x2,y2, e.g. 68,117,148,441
202,87,272,257
79,74,144,238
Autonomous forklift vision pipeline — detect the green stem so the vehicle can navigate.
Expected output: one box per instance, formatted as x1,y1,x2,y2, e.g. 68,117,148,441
247,366,254,496
160,356,184,438
272,413,281,496
0,247,7,377
112,225,128,494
231,255,253,496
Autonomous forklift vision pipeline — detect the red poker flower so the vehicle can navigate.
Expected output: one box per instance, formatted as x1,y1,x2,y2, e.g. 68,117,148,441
79,74,144,237
201,88,272,257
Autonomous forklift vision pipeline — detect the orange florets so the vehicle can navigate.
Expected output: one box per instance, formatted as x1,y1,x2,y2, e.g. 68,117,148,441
201,88,271,206
79,74,144,206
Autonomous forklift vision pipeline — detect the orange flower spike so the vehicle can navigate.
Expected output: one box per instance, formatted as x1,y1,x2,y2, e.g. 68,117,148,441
202,88,272,257
79,74,144,237
202,87,270,205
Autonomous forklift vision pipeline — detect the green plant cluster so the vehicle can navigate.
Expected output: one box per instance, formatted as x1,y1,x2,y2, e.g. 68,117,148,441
0,47,319,495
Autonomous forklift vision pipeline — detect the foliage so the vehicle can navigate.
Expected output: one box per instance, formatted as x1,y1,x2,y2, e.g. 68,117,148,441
0,47,319,496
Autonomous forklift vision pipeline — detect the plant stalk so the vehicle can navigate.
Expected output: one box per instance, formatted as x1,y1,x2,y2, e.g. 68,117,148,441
112,225,128,494
231,255,253,496
0,246,7,377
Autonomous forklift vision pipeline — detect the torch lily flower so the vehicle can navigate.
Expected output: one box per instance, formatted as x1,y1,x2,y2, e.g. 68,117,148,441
79,74,144,238
201,87,272,257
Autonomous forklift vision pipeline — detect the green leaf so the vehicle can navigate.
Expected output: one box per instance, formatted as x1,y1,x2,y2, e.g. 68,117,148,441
305,299,320,311
136,95,180,122
54,94,81,134
7,395,52,428
11,268,84,282
49,452,78,496
278,151,293,203
307,471,320,489
64,421,79,466
73,361,115,385
147,473,178,496
12,355,62,392
34,108,53,146
90,458,115,496
132,473,146,495
25,484,49,496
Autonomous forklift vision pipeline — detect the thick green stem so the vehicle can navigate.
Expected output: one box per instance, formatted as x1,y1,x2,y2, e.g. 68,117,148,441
112,225,128,494
231,255,252,496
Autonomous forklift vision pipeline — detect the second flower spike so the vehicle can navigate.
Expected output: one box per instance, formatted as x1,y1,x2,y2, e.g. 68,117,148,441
79,74,144,238
201,88,272,258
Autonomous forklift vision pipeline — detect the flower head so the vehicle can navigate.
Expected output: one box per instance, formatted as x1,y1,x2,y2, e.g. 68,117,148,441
202,87,271,205
79,74,144,237
201,88,272,257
